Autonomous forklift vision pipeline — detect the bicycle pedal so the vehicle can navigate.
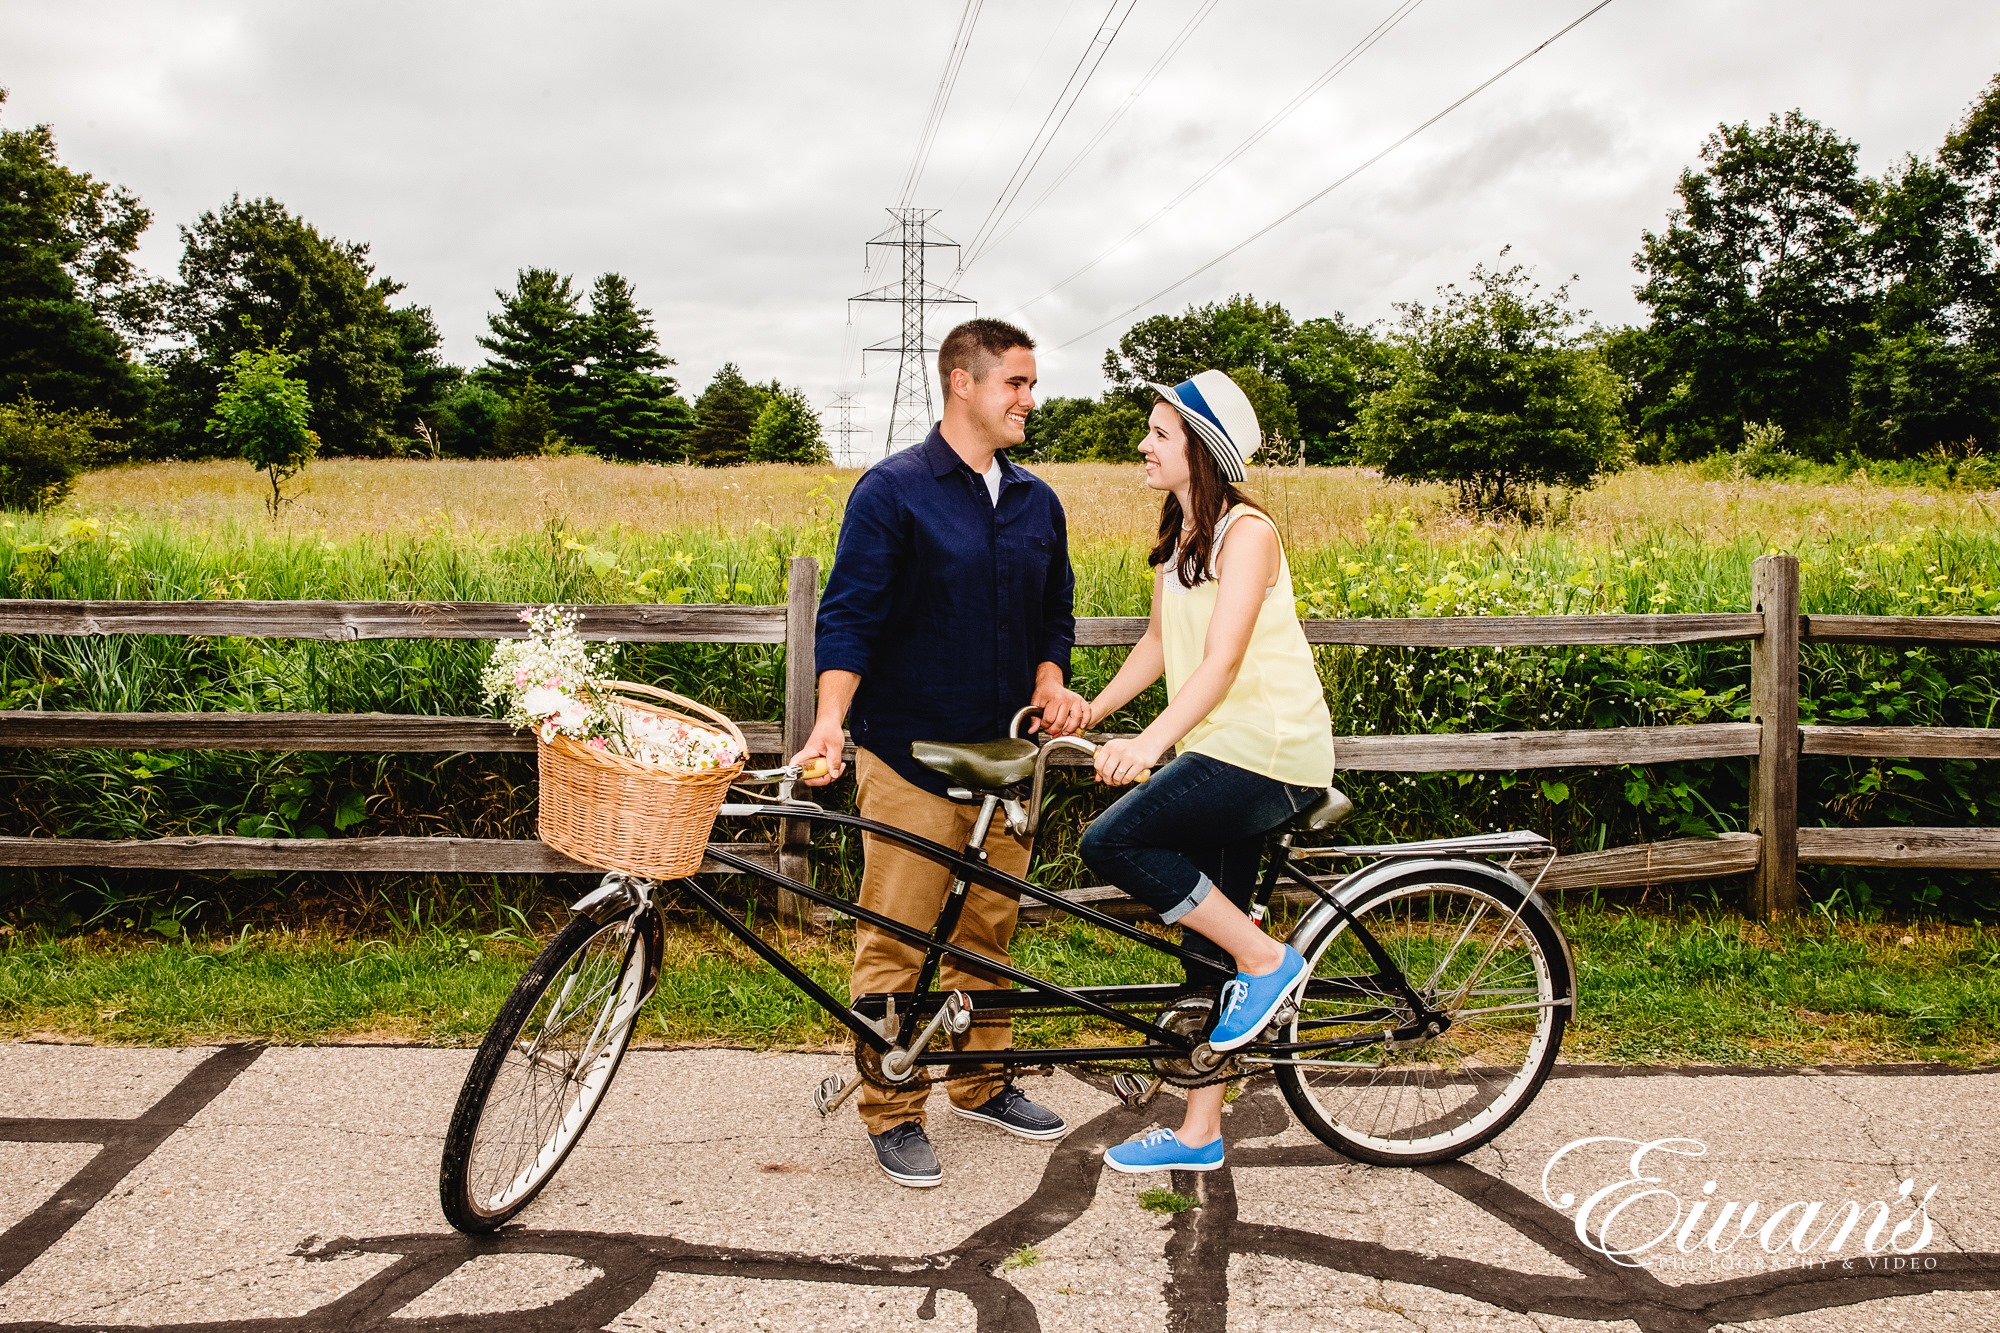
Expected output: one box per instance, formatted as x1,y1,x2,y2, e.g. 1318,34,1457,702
812,1073,844,1118
1110,1072,1161,1108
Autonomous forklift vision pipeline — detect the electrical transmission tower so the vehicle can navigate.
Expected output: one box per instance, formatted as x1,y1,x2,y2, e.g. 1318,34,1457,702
849,208,975,451
825,391,871,466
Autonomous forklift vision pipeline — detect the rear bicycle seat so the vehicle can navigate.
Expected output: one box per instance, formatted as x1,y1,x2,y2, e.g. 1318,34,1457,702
910,738,1039,790
1291,787,1356,832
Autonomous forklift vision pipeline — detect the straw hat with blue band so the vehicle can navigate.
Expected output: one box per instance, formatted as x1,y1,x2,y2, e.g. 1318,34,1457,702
1144,369,1262,484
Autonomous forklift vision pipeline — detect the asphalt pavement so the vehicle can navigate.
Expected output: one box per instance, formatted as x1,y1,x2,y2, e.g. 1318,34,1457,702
2,1044,1997,1331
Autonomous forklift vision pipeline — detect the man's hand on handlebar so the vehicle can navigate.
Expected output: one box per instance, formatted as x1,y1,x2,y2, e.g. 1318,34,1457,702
1093,734,1164,786
1029,665,1088,737
790,717,847,787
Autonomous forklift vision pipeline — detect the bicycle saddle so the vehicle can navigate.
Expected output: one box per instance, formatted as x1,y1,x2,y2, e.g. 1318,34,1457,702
1293,787,1355,831
910,738,1039,789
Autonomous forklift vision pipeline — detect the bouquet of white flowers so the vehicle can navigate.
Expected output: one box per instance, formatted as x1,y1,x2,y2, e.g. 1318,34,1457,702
483,605,748,878
481,606,744,771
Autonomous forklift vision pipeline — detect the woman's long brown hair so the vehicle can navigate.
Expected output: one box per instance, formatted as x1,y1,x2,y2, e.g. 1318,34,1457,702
1148,408,1253,588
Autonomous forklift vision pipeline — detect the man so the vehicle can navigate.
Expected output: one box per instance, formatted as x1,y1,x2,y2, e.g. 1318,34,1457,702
793,317,1088,1188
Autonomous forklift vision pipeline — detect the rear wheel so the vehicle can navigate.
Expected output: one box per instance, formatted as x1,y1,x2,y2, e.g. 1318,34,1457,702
439,909,651,1232
1276,865,1569,1165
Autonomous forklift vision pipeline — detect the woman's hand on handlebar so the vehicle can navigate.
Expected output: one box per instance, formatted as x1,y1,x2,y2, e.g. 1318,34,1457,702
1093,734,1163,786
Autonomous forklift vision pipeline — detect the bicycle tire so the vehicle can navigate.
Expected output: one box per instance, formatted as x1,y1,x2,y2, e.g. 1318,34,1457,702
1277,864,1570,1166
439,908,651,1233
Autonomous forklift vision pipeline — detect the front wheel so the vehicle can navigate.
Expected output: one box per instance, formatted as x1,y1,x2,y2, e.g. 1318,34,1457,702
439,908,653,1233
1276,864,1570,1166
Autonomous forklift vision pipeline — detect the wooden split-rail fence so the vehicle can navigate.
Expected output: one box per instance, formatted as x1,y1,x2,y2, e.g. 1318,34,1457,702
3,553,1999,922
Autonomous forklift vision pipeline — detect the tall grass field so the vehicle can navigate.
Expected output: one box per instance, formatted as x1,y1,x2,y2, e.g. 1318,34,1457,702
4,457,2000,932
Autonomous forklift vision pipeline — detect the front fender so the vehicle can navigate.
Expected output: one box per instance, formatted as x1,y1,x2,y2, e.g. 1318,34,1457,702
1289,856,1575,1001
634,905,666,1003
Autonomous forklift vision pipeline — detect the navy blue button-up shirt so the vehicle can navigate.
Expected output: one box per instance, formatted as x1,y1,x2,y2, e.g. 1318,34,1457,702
815,427,1076,796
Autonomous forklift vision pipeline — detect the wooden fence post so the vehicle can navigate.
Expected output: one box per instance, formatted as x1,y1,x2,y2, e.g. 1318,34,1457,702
1748,554,1801,918
778,556,820,922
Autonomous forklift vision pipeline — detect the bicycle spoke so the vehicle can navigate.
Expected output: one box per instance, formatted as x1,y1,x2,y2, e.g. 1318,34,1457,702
1280,874,1563,1161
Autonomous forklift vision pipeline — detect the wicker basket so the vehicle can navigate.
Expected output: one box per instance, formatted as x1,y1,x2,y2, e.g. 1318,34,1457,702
535,680,747,879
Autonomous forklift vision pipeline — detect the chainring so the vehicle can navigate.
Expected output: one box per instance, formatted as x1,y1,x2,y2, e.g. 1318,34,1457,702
1150,990,1242,1088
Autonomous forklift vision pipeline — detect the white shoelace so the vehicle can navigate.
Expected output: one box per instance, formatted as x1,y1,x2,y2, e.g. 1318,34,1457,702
1217,978,1248,1022
1139,1128,1178,1149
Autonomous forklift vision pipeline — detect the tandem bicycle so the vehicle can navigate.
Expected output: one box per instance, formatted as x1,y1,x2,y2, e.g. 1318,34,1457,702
437,708,1575,1234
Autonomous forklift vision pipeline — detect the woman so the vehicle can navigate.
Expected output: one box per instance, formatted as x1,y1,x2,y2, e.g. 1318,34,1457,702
1078,369,1335,1174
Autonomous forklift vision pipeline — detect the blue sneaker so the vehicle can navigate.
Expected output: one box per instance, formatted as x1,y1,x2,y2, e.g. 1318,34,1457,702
1208,945,1309,1052
1104,1127,1225,1174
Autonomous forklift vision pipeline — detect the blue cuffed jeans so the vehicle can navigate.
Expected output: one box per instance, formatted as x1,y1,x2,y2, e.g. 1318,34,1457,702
1079,752,1324,981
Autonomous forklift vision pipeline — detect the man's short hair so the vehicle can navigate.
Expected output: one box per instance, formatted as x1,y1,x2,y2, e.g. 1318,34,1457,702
938,318,1035,396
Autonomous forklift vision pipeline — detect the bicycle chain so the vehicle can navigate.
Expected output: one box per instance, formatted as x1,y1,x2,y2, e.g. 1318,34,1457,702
851,1042,1059,1093
850,985,1258,1096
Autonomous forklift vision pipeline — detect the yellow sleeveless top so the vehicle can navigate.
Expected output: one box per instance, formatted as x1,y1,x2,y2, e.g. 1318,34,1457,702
1160,506,1335,788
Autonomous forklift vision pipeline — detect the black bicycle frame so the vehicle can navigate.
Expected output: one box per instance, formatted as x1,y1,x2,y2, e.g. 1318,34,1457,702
677,802,1430,1070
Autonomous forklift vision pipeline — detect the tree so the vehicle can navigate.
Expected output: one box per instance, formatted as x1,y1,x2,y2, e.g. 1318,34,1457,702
1102,294,1295,392
1848,327,1999,457
208,348,316,514
1018,396,1097,461
0,398,120,511
572,273,690,461
1278,314,1390,462
684,364,766,466
476,268,581,415
1939,72,2000,313
156,196,429,457
384,302,459,439
1099,294,1385,462
0,90,152,425
1014,396,1145,462
1355,262,1628,517
1634,111,1872,458
492,379,564,457
1078,400,1148,461
1226,366,1299,462
746,384,829,464
430,381,509,457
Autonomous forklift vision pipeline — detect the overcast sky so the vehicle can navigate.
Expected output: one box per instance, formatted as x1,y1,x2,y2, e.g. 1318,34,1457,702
6,1,1999,460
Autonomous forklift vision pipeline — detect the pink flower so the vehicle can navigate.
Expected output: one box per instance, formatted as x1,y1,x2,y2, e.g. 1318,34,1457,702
588,737,607,750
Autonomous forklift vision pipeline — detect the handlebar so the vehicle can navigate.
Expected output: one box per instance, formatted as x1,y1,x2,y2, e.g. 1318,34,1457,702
737,757,828,785
1016,714,1148,839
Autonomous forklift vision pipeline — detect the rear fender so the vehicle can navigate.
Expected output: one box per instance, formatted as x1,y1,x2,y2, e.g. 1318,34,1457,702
1289,856,1575,1001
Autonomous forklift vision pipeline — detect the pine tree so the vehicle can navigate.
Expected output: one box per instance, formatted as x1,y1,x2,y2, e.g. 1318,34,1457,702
492,378,562,456
745,384,830,464
573,273,690,462
476,269,582,424
684,363,766,466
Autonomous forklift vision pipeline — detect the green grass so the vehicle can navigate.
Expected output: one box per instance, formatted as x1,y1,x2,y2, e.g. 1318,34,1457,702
1138,1187,1198,1215
5,908,1997,1064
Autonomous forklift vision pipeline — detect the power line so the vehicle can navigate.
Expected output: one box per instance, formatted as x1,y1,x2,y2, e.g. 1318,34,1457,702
1055,0,1620,351
1010,0,1426,315
958,0,1141,268
900,0,986,208
969,0,1223,269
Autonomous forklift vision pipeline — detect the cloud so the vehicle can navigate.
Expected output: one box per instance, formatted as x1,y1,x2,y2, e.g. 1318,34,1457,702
3,0,1996,458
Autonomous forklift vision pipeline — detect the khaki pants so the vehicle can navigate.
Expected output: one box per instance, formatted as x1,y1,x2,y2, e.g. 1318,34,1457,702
850,748,1032,1133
